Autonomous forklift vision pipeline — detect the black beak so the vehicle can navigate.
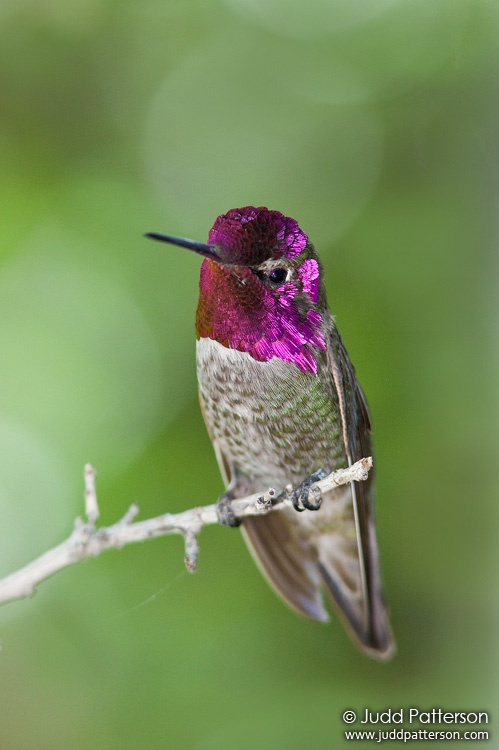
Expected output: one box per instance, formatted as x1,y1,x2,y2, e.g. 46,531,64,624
145,232,220,262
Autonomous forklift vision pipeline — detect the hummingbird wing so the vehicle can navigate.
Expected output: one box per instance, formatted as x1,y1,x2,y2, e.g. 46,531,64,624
241,323,394,659
242,510,331,623
323,320,395,658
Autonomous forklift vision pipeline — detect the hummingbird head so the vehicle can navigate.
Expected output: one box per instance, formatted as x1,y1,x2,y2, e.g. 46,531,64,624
147,206,328,373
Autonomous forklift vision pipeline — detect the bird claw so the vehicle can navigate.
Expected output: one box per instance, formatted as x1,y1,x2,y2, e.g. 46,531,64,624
290,469,327,512
216,492,241,527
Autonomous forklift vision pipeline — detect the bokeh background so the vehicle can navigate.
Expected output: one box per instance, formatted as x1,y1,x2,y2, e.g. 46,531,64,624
0,0,497,747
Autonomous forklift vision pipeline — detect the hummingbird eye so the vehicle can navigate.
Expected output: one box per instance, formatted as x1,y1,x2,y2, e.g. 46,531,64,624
268,268,288,285
253,266,289,286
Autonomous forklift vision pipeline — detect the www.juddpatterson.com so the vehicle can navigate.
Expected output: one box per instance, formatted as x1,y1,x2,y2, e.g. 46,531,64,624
344,728,488,743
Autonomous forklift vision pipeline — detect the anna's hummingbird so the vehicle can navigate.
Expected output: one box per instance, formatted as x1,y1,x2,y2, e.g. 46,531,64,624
147,206,394,659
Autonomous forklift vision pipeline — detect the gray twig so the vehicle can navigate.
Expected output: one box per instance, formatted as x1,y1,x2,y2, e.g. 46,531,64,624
0,457,372,607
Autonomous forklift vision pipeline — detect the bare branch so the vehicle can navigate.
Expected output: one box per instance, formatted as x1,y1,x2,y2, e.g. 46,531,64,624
0,457,372,607
84,463,99,525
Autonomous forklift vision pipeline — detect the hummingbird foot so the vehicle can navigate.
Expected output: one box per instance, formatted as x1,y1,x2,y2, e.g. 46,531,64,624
216,492,241,528
290,469,328,512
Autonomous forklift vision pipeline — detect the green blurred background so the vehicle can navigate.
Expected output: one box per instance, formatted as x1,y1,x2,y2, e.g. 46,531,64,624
0,0,497,747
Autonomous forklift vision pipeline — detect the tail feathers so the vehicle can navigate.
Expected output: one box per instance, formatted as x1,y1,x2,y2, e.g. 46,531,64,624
242,510,395,660
317,525,395,660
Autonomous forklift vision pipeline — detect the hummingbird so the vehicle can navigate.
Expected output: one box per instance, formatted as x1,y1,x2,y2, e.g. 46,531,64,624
147,206,394,659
